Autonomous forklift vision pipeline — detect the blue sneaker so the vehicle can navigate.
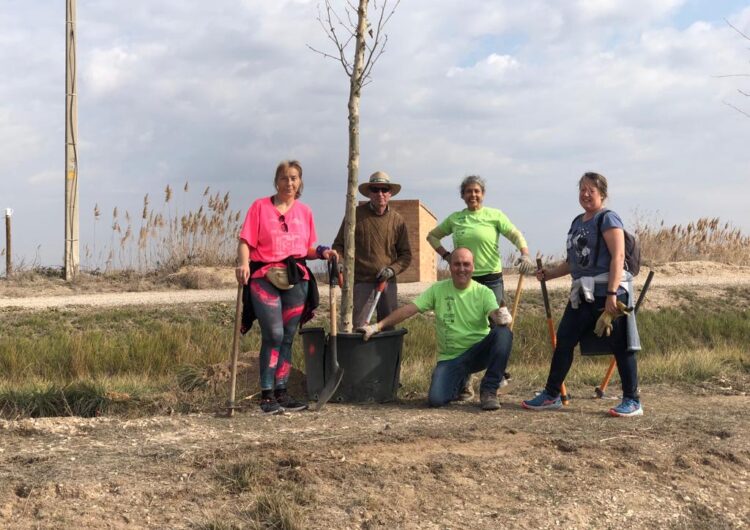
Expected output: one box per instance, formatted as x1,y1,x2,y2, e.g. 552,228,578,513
521,390,562,411
609,398,643,417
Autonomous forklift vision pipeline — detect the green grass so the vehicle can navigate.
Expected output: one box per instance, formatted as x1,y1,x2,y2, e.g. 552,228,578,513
0,299,747,417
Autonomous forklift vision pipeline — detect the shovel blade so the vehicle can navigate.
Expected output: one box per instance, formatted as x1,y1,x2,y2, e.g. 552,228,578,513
312,366,343,411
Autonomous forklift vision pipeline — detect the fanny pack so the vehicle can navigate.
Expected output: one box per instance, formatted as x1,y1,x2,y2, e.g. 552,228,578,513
265,267,293,290
263,256,304,290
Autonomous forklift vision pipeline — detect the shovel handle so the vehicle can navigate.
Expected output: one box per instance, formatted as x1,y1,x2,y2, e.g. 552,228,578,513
227,283,243,417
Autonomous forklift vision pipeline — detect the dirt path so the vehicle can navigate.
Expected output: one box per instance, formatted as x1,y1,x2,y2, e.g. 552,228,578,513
1,385,747,529
3,261,750,311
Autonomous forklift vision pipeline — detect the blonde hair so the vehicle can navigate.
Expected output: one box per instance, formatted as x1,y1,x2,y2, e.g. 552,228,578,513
274,160,304,198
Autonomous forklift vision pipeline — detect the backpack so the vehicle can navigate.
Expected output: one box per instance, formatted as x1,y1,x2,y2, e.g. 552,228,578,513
574,210,641,276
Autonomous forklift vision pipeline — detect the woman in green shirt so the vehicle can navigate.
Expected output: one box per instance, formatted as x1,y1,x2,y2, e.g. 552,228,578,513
427,175,535,398
427,175,536,307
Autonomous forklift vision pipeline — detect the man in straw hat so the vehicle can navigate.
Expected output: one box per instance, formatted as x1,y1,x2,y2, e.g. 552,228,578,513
333,171,412,328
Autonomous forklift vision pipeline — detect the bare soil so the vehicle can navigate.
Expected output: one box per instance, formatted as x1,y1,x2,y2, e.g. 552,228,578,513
1,384,748,529
0,261,749,528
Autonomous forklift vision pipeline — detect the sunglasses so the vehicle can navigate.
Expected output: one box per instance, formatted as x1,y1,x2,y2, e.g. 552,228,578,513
370,186,391,194
278,214,288,233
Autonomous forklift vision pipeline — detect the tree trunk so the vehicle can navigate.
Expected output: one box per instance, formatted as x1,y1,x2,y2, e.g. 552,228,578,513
340,0,369,332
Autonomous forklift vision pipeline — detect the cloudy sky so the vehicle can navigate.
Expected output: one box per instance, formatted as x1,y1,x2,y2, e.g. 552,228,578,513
1,0,749,268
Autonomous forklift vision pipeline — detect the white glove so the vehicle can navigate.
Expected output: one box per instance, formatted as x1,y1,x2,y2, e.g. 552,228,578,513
357,322,381,341
515,255,536,275
491,307,513,327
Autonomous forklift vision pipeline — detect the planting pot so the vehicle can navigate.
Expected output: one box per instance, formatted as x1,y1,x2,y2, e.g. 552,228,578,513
300,327,407,403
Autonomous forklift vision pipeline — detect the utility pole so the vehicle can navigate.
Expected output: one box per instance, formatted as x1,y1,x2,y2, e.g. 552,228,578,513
4,208,11,278
64,0,79,281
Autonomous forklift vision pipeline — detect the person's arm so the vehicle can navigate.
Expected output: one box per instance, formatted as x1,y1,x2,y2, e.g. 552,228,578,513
602,227,625,315
426,226,451,260
391,220,412,274
236,240,250,285
360,303,420,339
331,218,346,256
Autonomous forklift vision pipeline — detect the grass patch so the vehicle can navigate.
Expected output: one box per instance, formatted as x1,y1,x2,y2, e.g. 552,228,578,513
0,300,747,417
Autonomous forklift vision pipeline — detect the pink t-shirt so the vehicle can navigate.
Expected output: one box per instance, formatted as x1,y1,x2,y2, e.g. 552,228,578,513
239,197,317,279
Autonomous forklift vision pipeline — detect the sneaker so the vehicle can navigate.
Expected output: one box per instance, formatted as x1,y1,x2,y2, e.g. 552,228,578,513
480,391,501,411
608,398,643,417
274,389,308,412
521,390,563,411
259,396,282,415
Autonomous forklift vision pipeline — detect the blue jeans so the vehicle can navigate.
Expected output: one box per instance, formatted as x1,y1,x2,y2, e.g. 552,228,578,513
544,294,639,400
428,326,513,407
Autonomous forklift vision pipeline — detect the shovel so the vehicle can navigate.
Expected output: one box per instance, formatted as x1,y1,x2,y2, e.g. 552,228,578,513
362,280,387,325
226,283,244,417
594,270,654,398
312,256,345,411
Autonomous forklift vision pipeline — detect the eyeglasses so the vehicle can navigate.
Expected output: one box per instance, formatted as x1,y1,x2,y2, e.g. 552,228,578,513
370,186,391,194
278,214,288,233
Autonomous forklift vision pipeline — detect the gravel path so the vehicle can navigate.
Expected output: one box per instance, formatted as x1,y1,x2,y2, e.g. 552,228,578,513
3,261,750,310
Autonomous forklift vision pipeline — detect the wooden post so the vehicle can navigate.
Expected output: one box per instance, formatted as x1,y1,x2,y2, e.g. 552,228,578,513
64,0,79,281
4,208,11,278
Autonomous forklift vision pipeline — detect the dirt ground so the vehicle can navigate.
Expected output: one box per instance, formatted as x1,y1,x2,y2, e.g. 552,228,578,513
0,382,748,529
1,261,749,528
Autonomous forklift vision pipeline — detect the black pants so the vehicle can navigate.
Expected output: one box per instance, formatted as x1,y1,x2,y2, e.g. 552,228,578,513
545,294,639,400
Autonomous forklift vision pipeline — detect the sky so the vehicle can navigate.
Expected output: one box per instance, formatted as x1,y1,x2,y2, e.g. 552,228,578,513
1,0,749,269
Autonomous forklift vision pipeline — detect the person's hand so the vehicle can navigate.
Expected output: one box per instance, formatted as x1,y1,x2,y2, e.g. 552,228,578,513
490,307,513,327
594,301,632,337
515,255,536,275
235,263,250,285
323,249,339,261
357,322,381,341
442,251,451,262
376,267,395,281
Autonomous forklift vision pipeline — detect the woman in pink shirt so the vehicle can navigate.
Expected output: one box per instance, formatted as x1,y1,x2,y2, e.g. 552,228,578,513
236,160,337,414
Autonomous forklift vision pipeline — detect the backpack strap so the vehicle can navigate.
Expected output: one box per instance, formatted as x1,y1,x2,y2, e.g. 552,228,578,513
592,209,610,265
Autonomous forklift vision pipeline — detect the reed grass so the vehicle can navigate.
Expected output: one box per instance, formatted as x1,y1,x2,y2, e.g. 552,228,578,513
635,214,750,265
83,182,243,272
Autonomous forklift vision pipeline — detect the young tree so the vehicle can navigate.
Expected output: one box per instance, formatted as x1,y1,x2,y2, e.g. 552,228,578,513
720,19,750,118
309,0,400,331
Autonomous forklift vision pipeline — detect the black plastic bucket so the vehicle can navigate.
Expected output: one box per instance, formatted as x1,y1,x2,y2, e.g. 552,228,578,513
300,327,407,403
300,327,327,401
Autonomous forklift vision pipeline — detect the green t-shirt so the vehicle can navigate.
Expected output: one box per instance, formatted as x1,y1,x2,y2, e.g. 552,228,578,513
437,207,526,276
413,280,499,361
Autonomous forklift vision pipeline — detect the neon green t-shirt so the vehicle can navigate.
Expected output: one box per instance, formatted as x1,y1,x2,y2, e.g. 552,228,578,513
413,279,499,361
437,207,526,275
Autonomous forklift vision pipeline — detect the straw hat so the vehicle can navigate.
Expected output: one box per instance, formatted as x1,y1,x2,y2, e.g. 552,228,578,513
358,171,401,197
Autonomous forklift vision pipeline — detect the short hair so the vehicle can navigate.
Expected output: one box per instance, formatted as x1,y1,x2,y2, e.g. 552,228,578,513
450,246,474,263
460,175,486,197
579,171,608,200
274,160,304,198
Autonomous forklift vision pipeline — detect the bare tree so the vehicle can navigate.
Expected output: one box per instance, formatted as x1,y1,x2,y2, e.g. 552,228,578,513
719,19,750,118
309,0,400,331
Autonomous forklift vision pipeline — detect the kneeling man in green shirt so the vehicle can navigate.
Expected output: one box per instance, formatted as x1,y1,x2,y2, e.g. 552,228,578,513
360,247,513,410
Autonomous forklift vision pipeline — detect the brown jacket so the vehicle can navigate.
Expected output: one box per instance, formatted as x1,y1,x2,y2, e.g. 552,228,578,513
332,203,412,283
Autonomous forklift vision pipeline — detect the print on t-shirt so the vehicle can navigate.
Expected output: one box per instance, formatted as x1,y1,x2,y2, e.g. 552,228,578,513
568,226,593,269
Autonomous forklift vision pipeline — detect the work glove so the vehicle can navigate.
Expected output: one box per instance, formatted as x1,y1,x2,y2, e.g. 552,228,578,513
376,267,395,281
357,322,381,341
594,301,632,337
515,255,536,275
491,307,513,327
